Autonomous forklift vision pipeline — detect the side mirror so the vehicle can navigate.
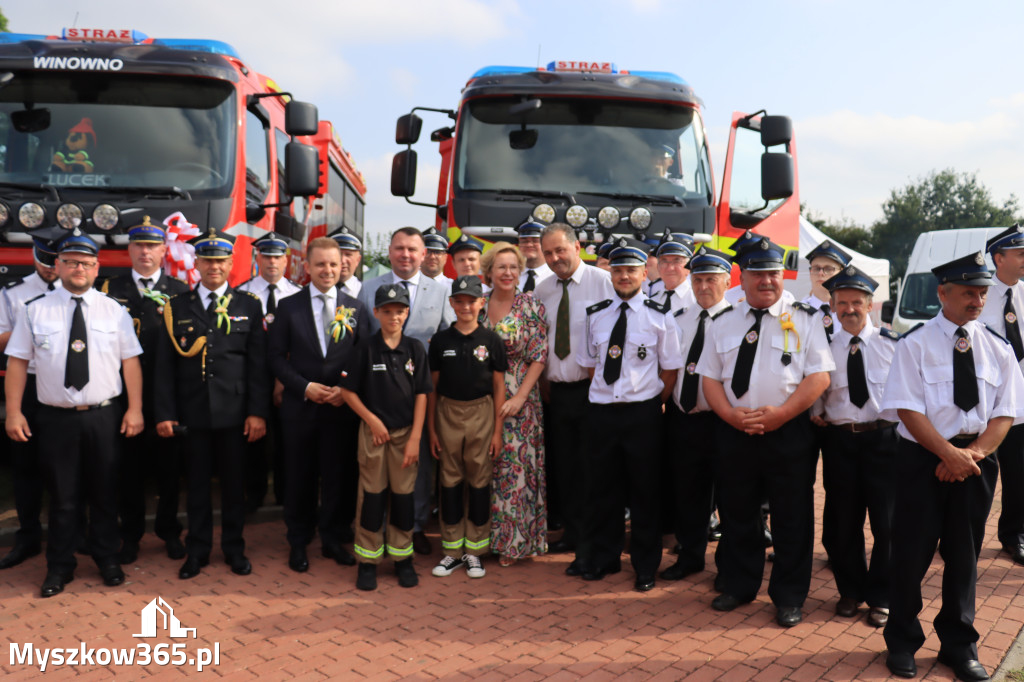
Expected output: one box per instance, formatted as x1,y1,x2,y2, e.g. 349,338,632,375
396,113,423,145
760,115,792,147
881,300,895,324
391,149,418,197
285,101,318,137
761,152,794,201
245,203,267,223
284,142,320,196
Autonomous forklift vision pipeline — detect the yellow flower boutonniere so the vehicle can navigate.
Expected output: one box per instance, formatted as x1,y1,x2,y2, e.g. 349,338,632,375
779,312,800,366
214,293,233,334
329,306,356,342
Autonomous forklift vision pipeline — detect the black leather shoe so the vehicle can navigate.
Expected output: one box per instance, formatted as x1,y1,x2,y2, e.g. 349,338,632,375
40,571,73,598
886,651,917,678
178,555,208,580
548,539,574,554
412,532,432,556
565,560,584,577
708,515,722,542
99,563,125,586
763,527,773,548
288,546,309,573
165,537,186,560
356,563,377,591
937,651,989,681
582,562,621,581
835,596,860,617
711,593,750,612
634,575,655,592
0,543,42,570
394,558,419,587
659,560,702,581
867,606,889,628
322,542,356,566
776,606,802,627
1003,543,1024,566
226,554,252,576
118,542,139,565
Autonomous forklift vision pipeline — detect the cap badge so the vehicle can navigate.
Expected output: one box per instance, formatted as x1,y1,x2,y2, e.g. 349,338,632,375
846,266,855,276
619,238,628,247
975,252,985,265
759,240,769,250
388,288,397,298
608,344,622,359
459,280,467,289
460,235,468,242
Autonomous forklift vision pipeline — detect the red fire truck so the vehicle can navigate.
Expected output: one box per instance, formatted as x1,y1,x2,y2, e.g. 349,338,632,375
391,60,799,275
0,28,366,285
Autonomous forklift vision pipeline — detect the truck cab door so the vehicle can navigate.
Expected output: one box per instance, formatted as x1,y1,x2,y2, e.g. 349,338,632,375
715,111,800,280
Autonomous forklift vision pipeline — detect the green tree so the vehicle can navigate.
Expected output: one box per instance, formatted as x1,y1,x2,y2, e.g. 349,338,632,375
0,8,8,32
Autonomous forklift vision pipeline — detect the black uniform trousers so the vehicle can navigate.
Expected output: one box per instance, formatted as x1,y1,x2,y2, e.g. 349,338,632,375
664,405,719,571
184,427,247,560
282,413,358,548
9,374,43,548
582,397,663,577
996,422,1024,550
37,403,121,574
714,412,817,607
246,408,284,509
884,437,998,661
119,426,183,545
545,380,591,549
821,424,896,607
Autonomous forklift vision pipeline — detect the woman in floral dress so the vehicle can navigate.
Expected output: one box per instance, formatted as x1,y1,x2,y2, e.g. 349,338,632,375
479,243,549,566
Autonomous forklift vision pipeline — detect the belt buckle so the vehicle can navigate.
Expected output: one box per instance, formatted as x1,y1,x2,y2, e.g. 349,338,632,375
75,405,89,412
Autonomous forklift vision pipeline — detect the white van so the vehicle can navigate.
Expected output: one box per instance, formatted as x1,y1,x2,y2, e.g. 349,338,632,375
884,227,1004,333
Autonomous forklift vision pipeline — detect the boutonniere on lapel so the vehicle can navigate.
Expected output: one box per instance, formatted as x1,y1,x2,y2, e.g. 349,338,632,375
214,293,233,333
141,288,170,314
495,320,516,336
329,306,356,342
779,312,800,366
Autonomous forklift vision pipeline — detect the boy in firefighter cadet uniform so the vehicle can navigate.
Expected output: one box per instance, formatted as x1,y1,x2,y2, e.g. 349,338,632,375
427,276,507,579
809,266,898,629
697,236,833,628
0,226,63,571
101,217,189,565
575,238,683,592
661,246,733,582
5,229,144,598
237,232,300,511
420,227,452,288
339,284,433,591
516,221,552,293
979,225,1024,566
329,226,364,298
154,229,270,581
880,252,1024,682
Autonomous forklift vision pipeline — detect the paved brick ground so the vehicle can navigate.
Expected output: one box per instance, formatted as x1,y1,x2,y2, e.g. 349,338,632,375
2,463,1023,680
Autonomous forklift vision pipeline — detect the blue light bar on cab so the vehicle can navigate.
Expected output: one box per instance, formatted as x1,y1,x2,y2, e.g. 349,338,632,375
151,38,240,58
0,33,55,44
470,65,538,79
627,70,689,86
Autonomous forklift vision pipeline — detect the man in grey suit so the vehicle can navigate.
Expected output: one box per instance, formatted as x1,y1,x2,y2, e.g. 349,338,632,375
359,226,455,554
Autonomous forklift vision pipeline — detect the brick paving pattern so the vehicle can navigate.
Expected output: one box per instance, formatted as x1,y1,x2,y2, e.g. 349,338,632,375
1,462,1022,680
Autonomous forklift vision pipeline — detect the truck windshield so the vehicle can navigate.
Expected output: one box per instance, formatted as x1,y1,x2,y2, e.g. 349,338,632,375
899,272,941,320
455,98,712,205
0,73,235,195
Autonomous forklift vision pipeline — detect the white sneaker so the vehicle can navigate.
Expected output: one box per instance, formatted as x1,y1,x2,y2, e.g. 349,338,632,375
431,555,464,577
464,554,486,578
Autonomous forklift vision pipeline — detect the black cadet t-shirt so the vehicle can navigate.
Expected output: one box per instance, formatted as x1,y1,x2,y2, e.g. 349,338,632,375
428,324,508,401
340,330,433,431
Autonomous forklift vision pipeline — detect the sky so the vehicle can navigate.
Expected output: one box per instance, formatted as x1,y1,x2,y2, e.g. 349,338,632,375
8,0,1024,240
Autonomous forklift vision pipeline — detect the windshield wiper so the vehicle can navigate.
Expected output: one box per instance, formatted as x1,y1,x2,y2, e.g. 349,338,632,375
580,190,685,206
0,181,60,202
72,185,193,201
490,188,577,203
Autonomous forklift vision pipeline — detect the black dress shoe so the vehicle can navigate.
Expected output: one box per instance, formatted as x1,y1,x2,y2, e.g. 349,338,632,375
40,571,73,598
1003,543,1024,566
659,560,702,581
178,555,208,580
835,596,860,617
707,515,722,542
322,542,356,566
547,519,564,532
867,606,889,628
99,564,125,586
776,606,802,627
412,531,432,556
0,543,42,569
634,575,656,592
356,563,377,591
226,554,252,576
564,560,584,577
548,539,574,554
937,651,989,681
711,593,750,612
118,542,139,565
288,546,309,573
582,562,621,581
886,651,917,678
165,537,186,560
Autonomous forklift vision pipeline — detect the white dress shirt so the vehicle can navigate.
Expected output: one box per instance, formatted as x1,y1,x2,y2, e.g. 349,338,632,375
339,276,362,298
310,285,337,356
196,282,229,305
650,280,696,317
0,272,62,374
880,313,1024,442
237,275,301,315
817,318,897,424
131,269,163,293
671,298,732,413
978,275,1024,373
533,262,616,383
519,263,552,292
7,287,142,407
392,271,422,308
801,292,837,338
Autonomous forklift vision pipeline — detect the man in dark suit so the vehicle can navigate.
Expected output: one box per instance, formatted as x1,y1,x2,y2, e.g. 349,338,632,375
269,237,367,572
102,217,189,565
154,229,270,580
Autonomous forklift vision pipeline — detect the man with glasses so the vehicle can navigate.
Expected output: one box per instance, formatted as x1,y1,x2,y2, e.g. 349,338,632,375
802,241,852,343
5,229,143,598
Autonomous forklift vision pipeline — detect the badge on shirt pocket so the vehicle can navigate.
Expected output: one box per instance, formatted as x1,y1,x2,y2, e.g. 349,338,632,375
473,345,489,361
405,359,415,375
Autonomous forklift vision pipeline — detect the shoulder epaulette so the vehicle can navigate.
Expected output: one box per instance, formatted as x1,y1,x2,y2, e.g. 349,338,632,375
644,298,670,314
879,327,901,341
792,301,818,315
4,277,26,290
586,299,613,315
674,306,687,318
984,324,1010,344
711,304,733,321
242,290,262,302
24,293,45,306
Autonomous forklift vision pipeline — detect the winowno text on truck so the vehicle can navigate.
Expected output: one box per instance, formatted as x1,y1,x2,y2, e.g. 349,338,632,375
391,59,799,279
0,28,366,286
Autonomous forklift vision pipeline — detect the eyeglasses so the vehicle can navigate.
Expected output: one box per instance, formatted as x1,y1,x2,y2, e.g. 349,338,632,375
59,259,97,270
809,265,840,275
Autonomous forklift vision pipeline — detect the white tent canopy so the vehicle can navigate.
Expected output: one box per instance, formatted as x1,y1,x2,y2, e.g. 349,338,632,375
784,216,891,303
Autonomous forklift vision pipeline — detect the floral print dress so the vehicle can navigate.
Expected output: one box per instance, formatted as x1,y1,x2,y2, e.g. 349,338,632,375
481,291,549,558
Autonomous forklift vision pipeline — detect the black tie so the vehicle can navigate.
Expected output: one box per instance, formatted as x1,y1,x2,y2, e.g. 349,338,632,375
680,309,708,412
47,281,55,291
953,327,979,412
267,283,277,316
1005,290,1024,362
664,289,675,309
64,296,89,390
603,302,629,385
207,291,218,317
731,308,767,398
820,303,833,342
847,335,869,408
523,270,537,293
141,277,152,290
